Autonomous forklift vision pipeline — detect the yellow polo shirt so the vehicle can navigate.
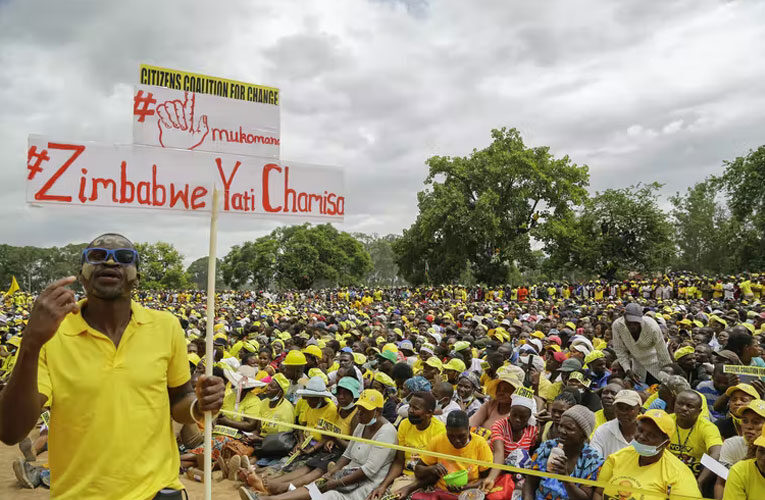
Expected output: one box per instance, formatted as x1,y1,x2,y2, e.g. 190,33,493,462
38,300,189,500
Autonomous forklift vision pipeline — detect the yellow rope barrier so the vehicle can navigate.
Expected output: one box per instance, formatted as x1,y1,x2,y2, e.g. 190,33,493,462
217,409,716,500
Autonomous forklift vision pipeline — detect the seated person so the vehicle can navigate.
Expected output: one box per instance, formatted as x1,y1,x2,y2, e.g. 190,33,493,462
540,389,580,441
715,399,765,499
433,382,462,424
724,424,765,500
590,389,641,458
408,410,494,499
469,370,523,430
523,405,603,500
594,409,701,500
242,389,397,500
456,372,484,417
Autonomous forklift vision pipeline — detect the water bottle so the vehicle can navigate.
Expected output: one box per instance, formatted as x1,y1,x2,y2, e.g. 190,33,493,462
547,443,565,471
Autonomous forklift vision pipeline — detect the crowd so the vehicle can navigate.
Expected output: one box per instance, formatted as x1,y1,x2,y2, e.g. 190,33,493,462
2,270,765,500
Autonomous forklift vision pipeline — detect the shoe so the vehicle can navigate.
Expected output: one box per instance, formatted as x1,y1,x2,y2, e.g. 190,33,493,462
228,455,241,481
239,486,259,500
19,437,36,462
12,459,41,488
241,455,251,470
216,455,228,481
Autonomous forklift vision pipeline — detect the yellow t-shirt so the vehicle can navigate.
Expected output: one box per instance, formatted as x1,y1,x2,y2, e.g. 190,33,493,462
299,399,338,440
421,433,493,490
599,446,701,500
713,283,724,298
221,389,262,421
668,415,723,476
258,398,295,436
540,380,562,402
724,458,765,500
37,300,188,500
397,417,446,475
740,280,753,297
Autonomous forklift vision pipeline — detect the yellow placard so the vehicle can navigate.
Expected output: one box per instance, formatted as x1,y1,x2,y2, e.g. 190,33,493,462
514,386,535,399
213,425,239,437
723,365,765,376
139,64,279,105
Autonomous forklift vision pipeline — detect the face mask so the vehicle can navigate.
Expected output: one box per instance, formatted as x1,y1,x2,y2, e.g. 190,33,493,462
408,414,423,425
340,402,355,410
270,394,282,402
435,401,443,411
630,439,666,457
363,417,377,427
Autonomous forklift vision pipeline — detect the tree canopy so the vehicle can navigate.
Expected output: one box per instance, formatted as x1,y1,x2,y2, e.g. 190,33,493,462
394,127,590,285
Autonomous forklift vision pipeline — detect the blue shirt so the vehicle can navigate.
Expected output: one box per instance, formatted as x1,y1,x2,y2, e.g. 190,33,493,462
696,380,723,421
587,369,611,390
530,439,603,500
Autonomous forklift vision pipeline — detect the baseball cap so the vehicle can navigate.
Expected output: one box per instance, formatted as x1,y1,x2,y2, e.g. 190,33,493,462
335,376,361,399
673,346,695,360
453,340,471,352
444,358,466,373
271,372,290,393
283,350,307,366
624,303,643,323
377,350,398,363
726,383,759,399
738,399,765,418
613,389,642,407
425,356,443,371
638,409,675,439
754,424,765,447
357,389,384,410
559,358,583,372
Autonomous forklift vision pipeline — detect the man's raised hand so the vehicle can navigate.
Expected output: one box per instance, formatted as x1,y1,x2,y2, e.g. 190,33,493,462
23,276,79,351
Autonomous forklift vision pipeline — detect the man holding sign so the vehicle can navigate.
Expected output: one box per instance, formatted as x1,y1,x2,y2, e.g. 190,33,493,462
0,233,226,500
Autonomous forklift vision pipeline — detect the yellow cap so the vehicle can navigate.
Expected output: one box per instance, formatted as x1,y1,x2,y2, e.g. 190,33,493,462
673,346,695,360
283,350,307,366
425,356,443,372
444,358,466,373
531,331,545,340
382,343,399,354
303,345,323,359
638,409,675,439
754,424,765,447
584,350,605,365
352,352,367,365
308,368,329,385
565,321,576,330
726,383,759,399
357,389,384,410
7,336,21,347
272,373,290,393
738,399,765,418
374,372,396,388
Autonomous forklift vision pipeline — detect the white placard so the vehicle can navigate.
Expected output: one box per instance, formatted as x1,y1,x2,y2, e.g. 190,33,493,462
132,84,280,158
26,135,344,221
701,453,728,480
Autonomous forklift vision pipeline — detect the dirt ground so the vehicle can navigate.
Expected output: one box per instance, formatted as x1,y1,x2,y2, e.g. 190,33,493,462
0,430,246,499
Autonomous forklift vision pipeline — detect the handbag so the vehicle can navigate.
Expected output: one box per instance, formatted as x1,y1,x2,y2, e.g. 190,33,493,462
256,431,297,457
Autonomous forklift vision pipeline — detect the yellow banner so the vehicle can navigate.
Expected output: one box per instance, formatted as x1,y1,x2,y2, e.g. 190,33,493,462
139,64,279,105
723,364,765,376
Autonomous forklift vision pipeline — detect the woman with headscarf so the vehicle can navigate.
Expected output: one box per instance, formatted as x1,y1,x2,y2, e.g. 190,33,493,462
456,371,484,417
523,405,604,500
484,391,540,495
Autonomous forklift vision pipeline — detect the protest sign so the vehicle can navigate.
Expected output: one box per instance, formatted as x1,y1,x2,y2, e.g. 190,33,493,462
133,84,280,157
139,64,279,105
26,135,345,220
723,364,765,376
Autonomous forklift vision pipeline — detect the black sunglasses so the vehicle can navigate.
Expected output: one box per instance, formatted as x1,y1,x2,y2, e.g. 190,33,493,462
81,247,139,265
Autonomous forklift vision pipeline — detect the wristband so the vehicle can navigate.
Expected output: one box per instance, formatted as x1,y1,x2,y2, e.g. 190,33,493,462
189,398,204,425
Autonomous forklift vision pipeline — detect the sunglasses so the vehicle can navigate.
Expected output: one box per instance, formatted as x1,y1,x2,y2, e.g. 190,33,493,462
81,247,139,265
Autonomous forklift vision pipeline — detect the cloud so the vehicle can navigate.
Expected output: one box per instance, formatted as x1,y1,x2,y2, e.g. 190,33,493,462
1,0,764,265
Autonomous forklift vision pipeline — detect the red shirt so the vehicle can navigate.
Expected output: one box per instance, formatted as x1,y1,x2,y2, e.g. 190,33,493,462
490,419,538,456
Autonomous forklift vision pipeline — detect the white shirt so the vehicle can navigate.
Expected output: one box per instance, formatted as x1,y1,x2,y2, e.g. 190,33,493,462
612,316,673,382
435,400,462,424
590,418,631,457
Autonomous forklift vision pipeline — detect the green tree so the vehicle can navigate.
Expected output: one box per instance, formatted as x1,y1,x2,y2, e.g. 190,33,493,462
353,233,403,286
222,224,372,290
186,256,224,290
394,127,590,285
720,145,765,269
543,183,675,280
669,180,743,274
134,242,190,289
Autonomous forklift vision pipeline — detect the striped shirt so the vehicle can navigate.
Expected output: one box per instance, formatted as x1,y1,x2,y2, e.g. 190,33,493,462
490,419,539,456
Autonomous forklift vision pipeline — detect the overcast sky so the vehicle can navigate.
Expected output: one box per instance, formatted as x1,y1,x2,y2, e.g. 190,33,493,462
2,0,764,263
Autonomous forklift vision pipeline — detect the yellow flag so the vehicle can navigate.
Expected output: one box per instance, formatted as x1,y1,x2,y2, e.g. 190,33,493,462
5,276,19,297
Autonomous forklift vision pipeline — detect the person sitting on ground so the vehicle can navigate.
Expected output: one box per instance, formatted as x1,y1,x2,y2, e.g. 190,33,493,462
469,369,523,430
242,389,397,500
723,423,765,500
370,371,398,423
433,381,462,424
715,399,765,499
669,389,722,493
524,405,603,500
594,409,701,500
374,391,447,498
590,389,641,457
406,410,494,499
715,383,760,440
540,389,580,441
456,371,483,417
591,381,624,432
485,390,540,496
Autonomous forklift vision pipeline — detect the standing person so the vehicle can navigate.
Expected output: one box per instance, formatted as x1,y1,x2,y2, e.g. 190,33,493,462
0,234,226,500
611,303,672,385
